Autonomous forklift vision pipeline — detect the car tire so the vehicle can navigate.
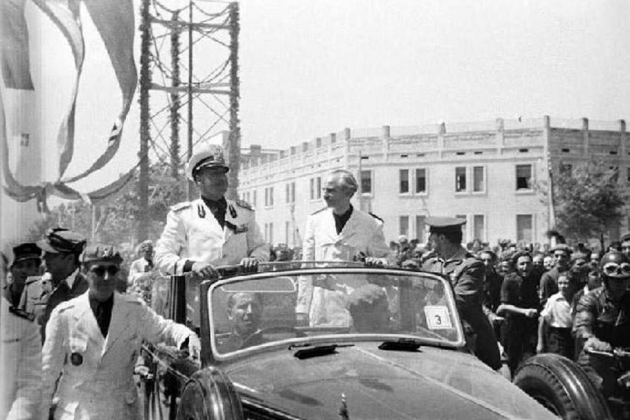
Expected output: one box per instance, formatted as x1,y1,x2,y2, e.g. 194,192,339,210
513,353,613,420
177,367,244,420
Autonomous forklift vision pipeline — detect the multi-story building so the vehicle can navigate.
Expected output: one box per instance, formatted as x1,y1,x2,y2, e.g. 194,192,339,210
238,116,628,248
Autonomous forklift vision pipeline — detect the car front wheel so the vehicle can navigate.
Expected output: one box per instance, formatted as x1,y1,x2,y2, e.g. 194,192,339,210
513,353,612,420
176,367,244,420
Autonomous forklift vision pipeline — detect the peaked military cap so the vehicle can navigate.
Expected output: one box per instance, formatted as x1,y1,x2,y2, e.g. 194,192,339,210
426,217,466,234
81,245,123,264
37,228,87,255
550,243,572,254
186,144,229,181
11,243,41,265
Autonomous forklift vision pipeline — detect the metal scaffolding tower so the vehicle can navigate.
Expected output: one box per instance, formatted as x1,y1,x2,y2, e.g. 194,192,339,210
138,0,240,241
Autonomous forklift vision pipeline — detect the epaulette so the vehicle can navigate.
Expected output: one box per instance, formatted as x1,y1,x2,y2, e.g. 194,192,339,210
9,306,36,322
234,199,254,211
171,202,191,212
311,207,328,215
369,212,384,223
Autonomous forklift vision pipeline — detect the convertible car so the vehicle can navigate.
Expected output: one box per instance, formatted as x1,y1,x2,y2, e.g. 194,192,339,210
138,264,603,420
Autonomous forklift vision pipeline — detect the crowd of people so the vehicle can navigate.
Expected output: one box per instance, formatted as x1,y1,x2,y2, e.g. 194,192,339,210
3,144,630,419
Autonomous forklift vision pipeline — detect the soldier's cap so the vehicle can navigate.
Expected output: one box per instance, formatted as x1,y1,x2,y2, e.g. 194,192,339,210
426,217,466,234
621,232,630,243
80,245,123,265
550,243,572,254
186,145,229,181
11,243,41,266
37,228,87,255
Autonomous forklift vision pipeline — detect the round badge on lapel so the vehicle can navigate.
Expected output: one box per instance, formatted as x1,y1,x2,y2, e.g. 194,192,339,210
70,352,83,366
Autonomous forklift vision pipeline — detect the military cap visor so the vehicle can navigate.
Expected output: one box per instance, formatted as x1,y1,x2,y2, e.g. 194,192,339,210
37,228,86,254
186,146,230,181
12,243,41,265
426,217,466,234
550,244,572,254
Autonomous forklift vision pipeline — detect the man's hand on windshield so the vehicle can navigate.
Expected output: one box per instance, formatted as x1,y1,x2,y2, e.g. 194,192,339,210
240,257,260,273
191,261,218,279
365,257,387,267
180,334,201,360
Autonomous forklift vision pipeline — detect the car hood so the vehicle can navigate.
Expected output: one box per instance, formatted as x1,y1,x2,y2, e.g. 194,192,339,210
224,342,555,420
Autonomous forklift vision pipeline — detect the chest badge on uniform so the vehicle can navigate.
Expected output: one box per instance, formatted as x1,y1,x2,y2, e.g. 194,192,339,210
70,352,83,366
197,204,206,218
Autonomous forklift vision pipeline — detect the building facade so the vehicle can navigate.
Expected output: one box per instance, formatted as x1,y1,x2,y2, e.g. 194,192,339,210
238,116,628,248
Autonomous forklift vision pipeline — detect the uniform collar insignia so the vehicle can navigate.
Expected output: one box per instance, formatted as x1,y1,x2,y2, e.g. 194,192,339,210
198,203,206,218
229,204,237,218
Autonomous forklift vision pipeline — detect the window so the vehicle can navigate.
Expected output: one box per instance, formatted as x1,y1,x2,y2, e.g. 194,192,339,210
253,190,257,207
316,177,322,199
516,164,532,190
286,182,295,203
285,183,290,203
269,222,273,244
361,170,372,194
455,167,467,192
400,170,410,194
399,216,410,237
291,182,296,203
516,215,533,242
472,166,485,193
415,168,427,193
309,178,315,200
269,187,274,206
285,221,290,244
264,187,274,207
415,215,426,242
473,215,485,241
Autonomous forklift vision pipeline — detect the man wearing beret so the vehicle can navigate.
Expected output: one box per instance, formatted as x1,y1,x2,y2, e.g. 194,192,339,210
42,245,201,420
155,145,269,277
422,217,501,370
539,244,572,307
5,242,42,307
36,227,89,340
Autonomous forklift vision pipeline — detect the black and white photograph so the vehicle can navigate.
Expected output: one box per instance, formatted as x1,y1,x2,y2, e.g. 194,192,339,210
1,0,630,419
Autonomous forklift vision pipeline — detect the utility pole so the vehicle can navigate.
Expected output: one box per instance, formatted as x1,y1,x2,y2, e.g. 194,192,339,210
138,1,241,239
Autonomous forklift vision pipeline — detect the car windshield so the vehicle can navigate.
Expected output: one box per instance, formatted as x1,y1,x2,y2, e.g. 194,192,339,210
207,268,465,356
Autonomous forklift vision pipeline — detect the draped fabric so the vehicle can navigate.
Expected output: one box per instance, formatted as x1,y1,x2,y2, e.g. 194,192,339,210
0,0,138,208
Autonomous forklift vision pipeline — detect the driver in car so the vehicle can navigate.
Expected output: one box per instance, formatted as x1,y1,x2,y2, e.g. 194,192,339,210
573,251,630,399
217,292,263,352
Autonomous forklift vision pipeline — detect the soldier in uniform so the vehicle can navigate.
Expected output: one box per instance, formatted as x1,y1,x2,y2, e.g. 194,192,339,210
36,228,89,340
154,145,269,276
42,245,201,420
5,243,42,307
296,169,393,327
422,217,501,370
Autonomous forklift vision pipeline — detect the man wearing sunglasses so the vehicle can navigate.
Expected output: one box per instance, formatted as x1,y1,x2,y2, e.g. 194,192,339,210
42,245,200,420
573,251,630,400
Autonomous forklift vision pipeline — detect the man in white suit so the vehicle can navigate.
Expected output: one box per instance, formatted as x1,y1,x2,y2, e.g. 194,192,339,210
42,245,200,420
296,170,393,327
0,295,43,420
154,144,269,278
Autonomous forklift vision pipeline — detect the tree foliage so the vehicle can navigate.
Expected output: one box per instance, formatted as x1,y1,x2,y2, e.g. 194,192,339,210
551,159,627,243
27,162,187,249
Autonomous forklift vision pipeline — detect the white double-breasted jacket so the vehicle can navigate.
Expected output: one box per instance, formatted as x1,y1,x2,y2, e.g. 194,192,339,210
296,207,393,326
154,198,269,275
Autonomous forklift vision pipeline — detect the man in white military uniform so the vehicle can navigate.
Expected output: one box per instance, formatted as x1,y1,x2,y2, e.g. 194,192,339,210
42,245,200,420
154,145,269,277
296,169,393,327
0,295,43,419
